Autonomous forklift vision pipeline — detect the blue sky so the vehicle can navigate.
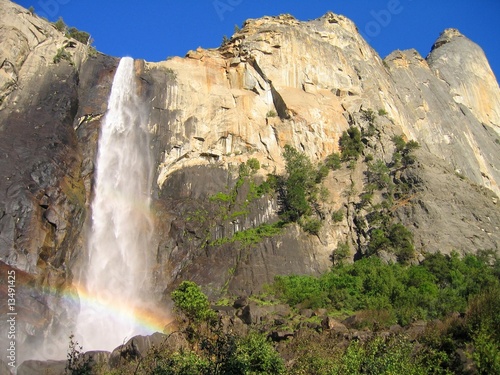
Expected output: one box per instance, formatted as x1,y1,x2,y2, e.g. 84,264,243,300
13,0,500,80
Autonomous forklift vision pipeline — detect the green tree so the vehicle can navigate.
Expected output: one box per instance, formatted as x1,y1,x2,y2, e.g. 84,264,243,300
339,127,364,161
325,152,342,170
278,145,317,222
366,159,392,190
171,281,216,323
223,333,285,375
388,223,415,264
53,16,66,32
67,27,92,45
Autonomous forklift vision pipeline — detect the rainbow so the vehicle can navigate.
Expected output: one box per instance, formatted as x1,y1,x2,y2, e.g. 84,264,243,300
66,281,172,335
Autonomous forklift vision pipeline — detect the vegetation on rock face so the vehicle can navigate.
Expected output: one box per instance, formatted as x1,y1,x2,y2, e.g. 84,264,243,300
65,334,93,375
171,281,217,323
82,254,500,373
270,252,500,326
339,127,364,161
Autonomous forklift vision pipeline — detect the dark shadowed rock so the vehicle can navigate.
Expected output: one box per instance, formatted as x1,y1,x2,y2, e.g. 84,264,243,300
109,332,187,368
17,360,66,375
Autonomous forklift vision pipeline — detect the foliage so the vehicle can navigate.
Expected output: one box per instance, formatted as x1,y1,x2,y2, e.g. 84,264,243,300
266,109,278,117
466,286,500,342
245,158,260,173
360,108,376,124
339,127,364,161
211,223,282,247
54,16,66,32
378,108,388,116
331,241,350,266
392,136,420,168
65,334,92,375
366,159,392,190
269,253,500,327
325,152,341,170
67,27,92,44
334,334,446,375
53,47,72,64
171,281,216,323
226,332,286,374
301,217,322,235
471,327,500,375
277,145,318,223
142,348,210,375
331,209,344,223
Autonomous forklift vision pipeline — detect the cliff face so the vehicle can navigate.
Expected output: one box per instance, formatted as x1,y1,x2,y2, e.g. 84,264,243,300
0,0,499,361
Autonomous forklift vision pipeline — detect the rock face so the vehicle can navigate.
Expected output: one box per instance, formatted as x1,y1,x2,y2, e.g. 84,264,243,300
0,0,499,364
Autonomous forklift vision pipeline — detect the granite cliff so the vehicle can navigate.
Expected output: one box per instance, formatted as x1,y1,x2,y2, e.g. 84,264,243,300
0,0,499,364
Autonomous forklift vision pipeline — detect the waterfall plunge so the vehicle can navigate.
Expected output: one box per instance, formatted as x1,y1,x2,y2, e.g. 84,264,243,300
76,57,156,351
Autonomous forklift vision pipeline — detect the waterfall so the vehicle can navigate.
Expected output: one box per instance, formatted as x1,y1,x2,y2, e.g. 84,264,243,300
75,57,155,351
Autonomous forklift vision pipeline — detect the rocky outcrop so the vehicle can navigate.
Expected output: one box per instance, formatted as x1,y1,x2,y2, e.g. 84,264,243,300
0,0,117,363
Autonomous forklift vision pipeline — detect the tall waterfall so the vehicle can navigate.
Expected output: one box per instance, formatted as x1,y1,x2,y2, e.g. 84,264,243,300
75,57,155,351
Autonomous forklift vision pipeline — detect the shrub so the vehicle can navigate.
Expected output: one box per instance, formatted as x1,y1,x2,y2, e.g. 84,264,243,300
227,333,286,374
315,164,330,183
325,152,342,170
387,223,415,264
331,241,350,265
301,217,322,235
67,27,92,45
331,209,344,223
339,127,364,161
171,281,216,323
246,158,260,173
53,17,66,32
266,109,277,117
366,159,392,190
53,47,72,64
278,145,317,222
378,108,388,116
360,108,376,124
392,135,406,153
65,334,92,375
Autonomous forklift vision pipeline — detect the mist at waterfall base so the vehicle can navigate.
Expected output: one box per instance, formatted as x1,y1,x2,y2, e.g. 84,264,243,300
74,57,163,352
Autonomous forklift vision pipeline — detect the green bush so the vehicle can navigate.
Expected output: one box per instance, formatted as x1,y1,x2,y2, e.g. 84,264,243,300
360,108,376,124
53,47,72,64
334,335,443,375
331,209,344,223
246,158,260,173
53,16,66,32
171,281,216,323
278,145,317,222
301,217,322,235
339,127,364,161
366,159,392,190
325,152,342,170
270,253,499,327
226,333,286,375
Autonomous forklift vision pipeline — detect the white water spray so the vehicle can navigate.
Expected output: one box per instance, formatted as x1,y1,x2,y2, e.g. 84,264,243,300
76,57,155,351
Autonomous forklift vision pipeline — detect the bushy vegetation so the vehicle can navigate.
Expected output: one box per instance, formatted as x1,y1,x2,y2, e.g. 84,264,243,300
171,281,217,323
53,17,93,44
65,334,92,375
339,127,364,161
126,283,286,375
274,145,331,234
270,252,500,326
53,47,72,64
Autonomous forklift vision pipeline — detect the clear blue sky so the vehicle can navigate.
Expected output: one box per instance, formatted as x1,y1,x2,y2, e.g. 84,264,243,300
13,0,500,80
